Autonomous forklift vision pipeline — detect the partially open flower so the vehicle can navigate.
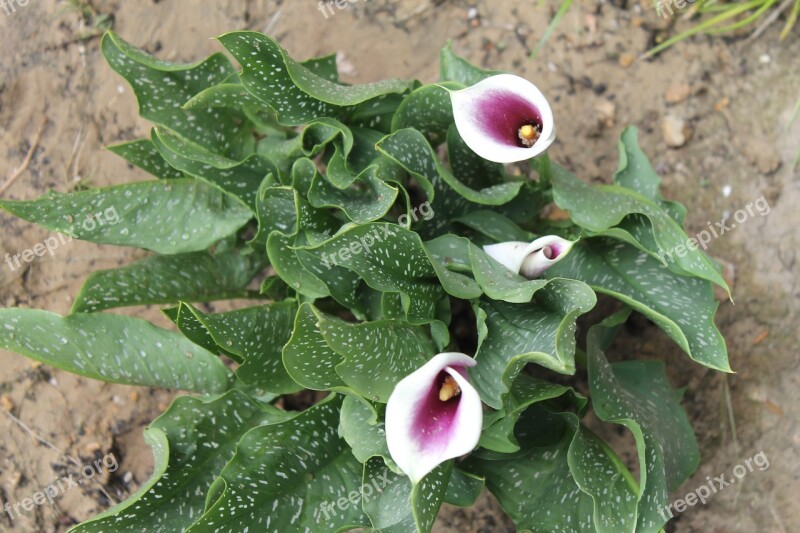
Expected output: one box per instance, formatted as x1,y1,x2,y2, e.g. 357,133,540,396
447,74,555,163
385,352,482,484
483,236,575,279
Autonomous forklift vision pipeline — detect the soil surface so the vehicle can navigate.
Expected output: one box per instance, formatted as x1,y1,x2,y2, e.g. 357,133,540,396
1,1,798,532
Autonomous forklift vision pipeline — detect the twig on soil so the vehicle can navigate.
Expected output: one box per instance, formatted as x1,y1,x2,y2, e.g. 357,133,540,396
744,0,795,45
2,409,117,505
721,375,740,454
0,116,48,196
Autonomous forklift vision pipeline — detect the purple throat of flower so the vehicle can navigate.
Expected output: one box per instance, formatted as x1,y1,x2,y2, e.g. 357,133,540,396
476,91,544,149
410,368,467,451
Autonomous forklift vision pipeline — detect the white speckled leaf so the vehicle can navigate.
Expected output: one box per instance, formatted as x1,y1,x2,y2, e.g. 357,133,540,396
71,250,265,313
479,373,587,453
308,163,399,224
471,279,597,409
190,395,370,532
547,159,729,295
588,312,700,532
0,179,252,254
283,304,348,391
102,32,253,159
390,82,462,144
465,407,597,533
453,210,532,243
163,303,223,358
218,31,412,126
176,302,301,395
443,468,484,508
152,128,275,208
338,396,393,466
439,42,503,86
423,235,483,299
72,391,292,532
107,139,186,179
320,316,435,403
445,125,506,191
0,309,231,392
614,127,686,224
362,457,452,533
302,224,444,324
378,128,524,205
568,425,640,533
547,238,730,371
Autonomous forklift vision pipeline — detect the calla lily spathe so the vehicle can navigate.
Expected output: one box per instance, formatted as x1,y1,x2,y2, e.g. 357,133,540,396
385,352,482,484
448,74,555,163
484,236,575,279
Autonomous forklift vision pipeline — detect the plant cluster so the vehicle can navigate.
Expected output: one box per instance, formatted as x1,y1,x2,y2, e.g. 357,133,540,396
0,31,731,532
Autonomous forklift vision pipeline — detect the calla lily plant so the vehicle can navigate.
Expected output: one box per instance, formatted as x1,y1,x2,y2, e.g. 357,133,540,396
0,32,730,533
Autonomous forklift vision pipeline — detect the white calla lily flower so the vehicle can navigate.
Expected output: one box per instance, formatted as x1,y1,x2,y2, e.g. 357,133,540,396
448,74,555,163
385,352,483,484
483,236,575,279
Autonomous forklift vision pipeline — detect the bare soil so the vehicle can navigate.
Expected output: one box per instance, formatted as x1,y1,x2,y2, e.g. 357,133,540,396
0,1,798,532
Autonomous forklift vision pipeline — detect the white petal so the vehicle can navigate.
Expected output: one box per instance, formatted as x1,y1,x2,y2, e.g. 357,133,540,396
483,236,575,279
385,352,482,484
449,74,555,163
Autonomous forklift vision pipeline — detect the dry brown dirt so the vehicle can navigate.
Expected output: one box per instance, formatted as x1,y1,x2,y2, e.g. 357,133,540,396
0,1,798,532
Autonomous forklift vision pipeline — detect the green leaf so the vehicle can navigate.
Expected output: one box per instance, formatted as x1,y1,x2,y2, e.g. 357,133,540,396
443,468,484,508
102,32,253,159
390,82,461,144
465,407,597,532
471,279,597,409
423,235,483,300
338,396,393,466
71,250,265,313
468,400,638,532
190,395,371,532
300,224,444,324
588,311,700,532
568,425,639,533
283,303,348,391
454,210,533,243
107,139,186,180
72,391,292,532
479,373,587,453
548,160,729,295
0,180,252,254
319,315,435,403
0,309,231,392
614,127,686,224
439,41,502,85
378,128,524,205
362,457,452,533
152,128,274,208
218,31,412,126
176,302,301,394
548,238,730,372
282,303,435,402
